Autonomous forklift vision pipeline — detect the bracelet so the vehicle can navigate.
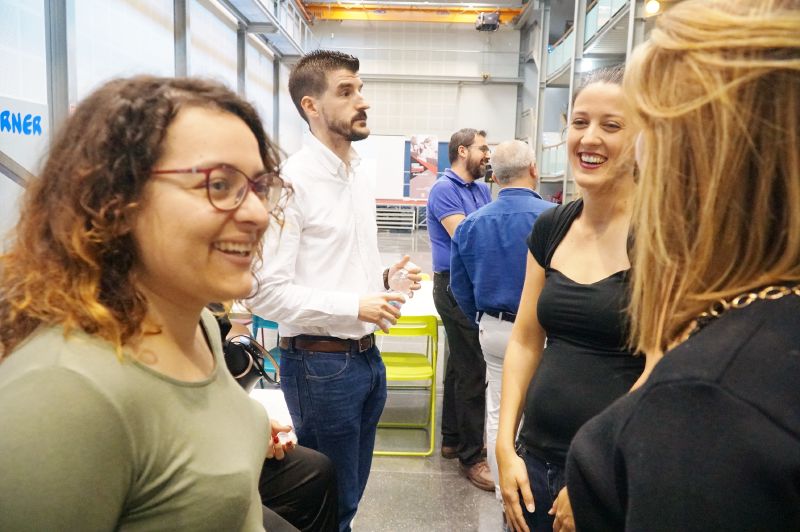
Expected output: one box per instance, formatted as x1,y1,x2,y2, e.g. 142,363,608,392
383,268,390,290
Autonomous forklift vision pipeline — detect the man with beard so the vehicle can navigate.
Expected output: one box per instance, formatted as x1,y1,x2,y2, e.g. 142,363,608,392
426,128,493,490
249,50,421,532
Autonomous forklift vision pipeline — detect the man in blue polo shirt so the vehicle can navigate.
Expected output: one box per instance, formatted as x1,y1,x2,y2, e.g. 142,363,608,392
426,128,493,490
450,139,555,502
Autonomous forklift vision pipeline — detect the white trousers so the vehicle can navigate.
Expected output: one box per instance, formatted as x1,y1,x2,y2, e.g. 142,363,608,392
477,314,514,500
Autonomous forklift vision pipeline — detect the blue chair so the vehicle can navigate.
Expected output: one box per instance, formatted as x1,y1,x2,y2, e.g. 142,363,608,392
252,315,281,385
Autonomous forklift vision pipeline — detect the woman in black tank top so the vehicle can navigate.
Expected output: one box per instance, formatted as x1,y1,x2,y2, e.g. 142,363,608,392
496,66,644,532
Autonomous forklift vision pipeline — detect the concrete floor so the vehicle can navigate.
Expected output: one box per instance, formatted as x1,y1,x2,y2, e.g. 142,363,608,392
358,394,503,531
355,229,503,531
377,229,434,278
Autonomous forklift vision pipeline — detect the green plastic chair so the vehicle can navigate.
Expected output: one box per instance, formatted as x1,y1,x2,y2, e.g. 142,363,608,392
374,315,439,457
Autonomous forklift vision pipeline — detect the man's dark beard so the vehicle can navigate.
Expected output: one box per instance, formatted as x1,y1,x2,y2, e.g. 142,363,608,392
327,113,369,142
466,157,486,180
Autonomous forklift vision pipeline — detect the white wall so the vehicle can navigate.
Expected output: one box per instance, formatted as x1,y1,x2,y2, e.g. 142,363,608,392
74,0,174,100
2,2,521,223
365,81,459,139
0,0,47,105
316,20,519,78
363,82,517,142
313,20,520,145
455,84,517,141
1,0,288,246
542,87,570,133
245,39,275,133
189,0,237,88
0,0,46,243
0,0,48,171
277,61,307,156
0,177,23,249
355,134,406,199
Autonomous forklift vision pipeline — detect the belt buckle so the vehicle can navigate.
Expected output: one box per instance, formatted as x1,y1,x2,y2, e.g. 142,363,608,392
357,334,372,352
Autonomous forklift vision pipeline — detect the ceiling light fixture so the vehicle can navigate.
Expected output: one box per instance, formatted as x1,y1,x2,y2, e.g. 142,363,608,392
645,0,661,16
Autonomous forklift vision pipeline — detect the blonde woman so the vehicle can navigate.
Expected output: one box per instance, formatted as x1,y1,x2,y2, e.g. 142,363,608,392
566,0,800,529
496,65,644,532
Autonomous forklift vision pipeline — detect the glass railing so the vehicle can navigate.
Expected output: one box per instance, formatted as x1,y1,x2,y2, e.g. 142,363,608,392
540,136,567,178
546,28,575,77
584,0,629,44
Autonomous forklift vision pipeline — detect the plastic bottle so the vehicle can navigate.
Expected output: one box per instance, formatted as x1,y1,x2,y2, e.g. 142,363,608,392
276,430,298,446
382,262,417,329
388,262,417,297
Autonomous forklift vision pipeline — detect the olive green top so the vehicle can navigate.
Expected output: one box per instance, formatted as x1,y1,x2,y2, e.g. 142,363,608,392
0,309,269,531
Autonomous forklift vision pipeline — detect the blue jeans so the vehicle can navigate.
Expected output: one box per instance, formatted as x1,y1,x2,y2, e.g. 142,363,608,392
520,451,565,532
279,344,387,532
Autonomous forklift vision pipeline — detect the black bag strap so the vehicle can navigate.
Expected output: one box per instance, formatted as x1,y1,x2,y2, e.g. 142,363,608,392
224,334,280,388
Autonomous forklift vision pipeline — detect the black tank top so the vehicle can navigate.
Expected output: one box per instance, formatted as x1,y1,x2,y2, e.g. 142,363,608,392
520,199,644,465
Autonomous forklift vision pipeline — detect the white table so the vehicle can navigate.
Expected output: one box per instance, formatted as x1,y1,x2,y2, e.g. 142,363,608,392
250,388,293,426
399,280,439,319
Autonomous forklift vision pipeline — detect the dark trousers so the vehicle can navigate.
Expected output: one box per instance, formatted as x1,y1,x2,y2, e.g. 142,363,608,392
260,444,339,532
520,451,565,532
433,271,486,465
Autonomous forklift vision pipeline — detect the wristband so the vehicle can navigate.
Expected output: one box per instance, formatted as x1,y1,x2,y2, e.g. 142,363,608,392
383,268,390,290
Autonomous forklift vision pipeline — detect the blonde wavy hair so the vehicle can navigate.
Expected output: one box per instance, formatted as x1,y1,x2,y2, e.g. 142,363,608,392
0,76,282,360
626,0,800,355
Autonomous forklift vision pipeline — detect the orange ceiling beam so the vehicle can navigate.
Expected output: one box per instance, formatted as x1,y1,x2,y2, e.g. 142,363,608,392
305,4,522,24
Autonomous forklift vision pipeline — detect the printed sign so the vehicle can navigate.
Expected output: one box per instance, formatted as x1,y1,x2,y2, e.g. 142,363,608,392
408,134,437,199
0,96,49,174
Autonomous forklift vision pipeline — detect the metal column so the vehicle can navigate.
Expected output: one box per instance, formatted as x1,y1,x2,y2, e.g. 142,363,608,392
174,0,189,76
237,22,247,96
534,3,550,162
45,0,69,138
626,0,647,59
272,58,280,142
566,0,588,125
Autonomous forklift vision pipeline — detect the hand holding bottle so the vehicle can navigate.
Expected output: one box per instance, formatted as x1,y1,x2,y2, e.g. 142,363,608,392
388,255,422,297
358,292,405,332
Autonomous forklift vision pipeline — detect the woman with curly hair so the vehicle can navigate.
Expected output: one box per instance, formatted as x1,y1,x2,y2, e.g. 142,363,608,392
566,1,800,530
0,76,303,530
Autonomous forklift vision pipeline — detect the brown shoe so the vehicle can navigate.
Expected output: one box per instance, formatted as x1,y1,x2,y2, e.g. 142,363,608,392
441,445,458,459
460,460,494,491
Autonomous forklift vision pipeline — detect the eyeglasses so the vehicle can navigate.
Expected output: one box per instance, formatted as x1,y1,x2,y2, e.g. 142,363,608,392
464,144,491,154
151,164,286,212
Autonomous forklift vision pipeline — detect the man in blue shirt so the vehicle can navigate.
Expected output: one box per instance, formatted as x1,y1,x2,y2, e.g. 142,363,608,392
450,139,555,500
426,128,493,490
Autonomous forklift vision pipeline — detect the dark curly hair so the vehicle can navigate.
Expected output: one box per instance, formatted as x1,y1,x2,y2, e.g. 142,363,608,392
0,76,281,358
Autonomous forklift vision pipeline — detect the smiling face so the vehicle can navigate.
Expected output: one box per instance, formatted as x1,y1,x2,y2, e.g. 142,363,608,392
132,106,270,309
316,68,370,141
567,82,636,189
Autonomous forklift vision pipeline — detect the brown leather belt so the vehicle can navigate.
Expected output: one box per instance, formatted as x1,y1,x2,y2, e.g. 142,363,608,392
279,334,375,353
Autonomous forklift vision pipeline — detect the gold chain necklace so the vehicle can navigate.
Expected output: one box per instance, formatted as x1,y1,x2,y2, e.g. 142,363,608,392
680,283,800,343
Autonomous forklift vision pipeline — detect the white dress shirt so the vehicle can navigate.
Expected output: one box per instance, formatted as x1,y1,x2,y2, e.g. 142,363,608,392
248,133,384,340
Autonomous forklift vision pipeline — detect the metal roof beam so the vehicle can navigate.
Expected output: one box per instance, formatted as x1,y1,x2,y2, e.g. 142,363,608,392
360,73,523,84
247,22,278,33
305,4,522,24
0,151,34,187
